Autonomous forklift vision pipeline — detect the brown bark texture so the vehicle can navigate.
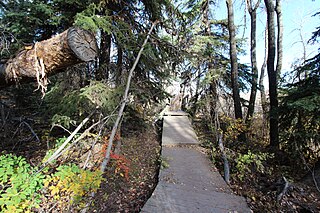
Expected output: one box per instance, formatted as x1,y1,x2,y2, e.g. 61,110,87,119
202,0,216,118
0,27,98,88
116,45,123,86
97,30,111,80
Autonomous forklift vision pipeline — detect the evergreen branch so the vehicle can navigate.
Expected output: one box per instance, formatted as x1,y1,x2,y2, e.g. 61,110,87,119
100,20,159,172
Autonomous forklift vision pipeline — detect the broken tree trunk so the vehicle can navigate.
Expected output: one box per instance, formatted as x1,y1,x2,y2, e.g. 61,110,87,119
0,27,98,89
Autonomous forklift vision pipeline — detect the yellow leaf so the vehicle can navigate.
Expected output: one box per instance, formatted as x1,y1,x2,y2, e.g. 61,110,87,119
50,186,60,196
81,172,87,180
21,200,31,208
6,205,16,213
57,181,63,188
44,180,50,188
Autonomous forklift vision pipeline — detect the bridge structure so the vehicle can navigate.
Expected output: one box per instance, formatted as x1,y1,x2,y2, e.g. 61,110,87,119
141,111,251,213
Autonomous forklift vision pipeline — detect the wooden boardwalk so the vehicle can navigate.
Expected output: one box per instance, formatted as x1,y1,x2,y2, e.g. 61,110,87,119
141,111,251,213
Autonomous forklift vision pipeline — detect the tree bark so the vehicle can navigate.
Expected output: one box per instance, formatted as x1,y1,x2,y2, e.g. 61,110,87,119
0,27,98,88
97,30,111,80
245,0,261,125
275,0,283,78
191,66,201,116
226,0,243,120
202,0,216,119
264,0,279,148
116,45,123,86
260,24,268,121
218,133,230,184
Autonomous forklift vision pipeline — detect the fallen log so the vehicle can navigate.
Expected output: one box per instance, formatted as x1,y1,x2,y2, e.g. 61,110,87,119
0,27,98,90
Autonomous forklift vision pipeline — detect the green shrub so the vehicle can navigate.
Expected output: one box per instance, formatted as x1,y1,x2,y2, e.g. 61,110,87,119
0,154,105,212
44,164,104,210
235,151,272,180
279,71,320,165
0,154,45,212
51,114,77,129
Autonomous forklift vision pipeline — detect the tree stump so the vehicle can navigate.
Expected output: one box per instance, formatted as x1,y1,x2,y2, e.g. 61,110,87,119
0,27,98,88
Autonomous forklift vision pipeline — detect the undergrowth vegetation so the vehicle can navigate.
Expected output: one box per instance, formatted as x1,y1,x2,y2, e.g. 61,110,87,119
194,112,320,212
44,79,122,127
0,69,162,212
0,141,104,212
0,154,44,212
42,164,103,211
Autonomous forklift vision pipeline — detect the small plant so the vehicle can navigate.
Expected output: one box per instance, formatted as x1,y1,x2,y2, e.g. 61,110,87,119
0,154,45,212
110,153,130,181
51,114,76,129
220,115,247,143
235,150,271,180
100,133,130,181
160,156,170,169
43,164,104,210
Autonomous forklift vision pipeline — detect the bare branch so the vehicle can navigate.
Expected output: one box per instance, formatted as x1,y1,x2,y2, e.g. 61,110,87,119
50,124,72,135
277,177,290,202
100,21,159,172
40,114,92,167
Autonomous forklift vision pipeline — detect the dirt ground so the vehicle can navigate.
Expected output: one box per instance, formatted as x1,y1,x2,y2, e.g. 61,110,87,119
90,127,161,213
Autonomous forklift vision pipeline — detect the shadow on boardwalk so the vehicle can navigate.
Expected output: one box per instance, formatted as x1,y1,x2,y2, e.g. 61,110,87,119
141,112,251,213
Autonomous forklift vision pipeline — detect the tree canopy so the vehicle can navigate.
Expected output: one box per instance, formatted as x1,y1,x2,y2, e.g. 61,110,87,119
0,0,320,212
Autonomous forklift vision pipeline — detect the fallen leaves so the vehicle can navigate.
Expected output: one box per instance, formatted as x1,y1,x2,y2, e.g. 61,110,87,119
90,127,161,212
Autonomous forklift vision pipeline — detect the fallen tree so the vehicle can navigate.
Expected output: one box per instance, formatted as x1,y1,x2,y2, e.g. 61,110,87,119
0,27,98,91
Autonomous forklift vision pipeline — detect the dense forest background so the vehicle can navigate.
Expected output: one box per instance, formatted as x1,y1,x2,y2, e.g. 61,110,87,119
0,0,319,212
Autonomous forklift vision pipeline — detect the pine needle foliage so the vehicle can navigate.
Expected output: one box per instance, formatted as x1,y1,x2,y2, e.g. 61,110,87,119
279,65,320,164
44,80,121,125
279,11,320,165
0,0,94,42
74,3,112,33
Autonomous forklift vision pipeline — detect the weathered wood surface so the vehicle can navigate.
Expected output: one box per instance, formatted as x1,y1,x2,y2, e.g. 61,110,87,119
142,113,251,213
0,27,98,88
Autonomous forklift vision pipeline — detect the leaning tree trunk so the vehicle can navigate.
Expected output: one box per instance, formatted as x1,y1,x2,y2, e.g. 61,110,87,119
0,27,98,89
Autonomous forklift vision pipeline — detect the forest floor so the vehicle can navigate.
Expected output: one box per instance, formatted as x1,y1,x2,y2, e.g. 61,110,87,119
193,117,320,213
0,85,161,213
90,125,161,213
